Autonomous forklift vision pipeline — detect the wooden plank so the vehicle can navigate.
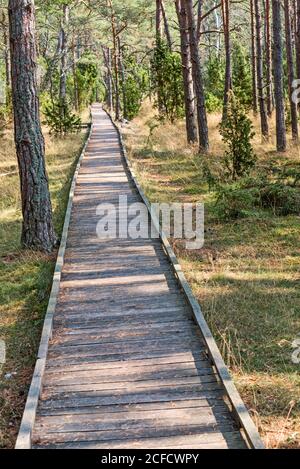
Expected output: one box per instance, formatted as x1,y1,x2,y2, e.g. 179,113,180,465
45,347,209,368
34,406,233,433
44,354,211,374
42,375,219,396
37,399,230,418
43,364,214,386
50,328,202,348
32,429,245,449
39,388,225,411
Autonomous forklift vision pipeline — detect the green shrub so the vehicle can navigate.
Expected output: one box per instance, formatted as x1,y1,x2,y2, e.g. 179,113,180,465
220,92,256,180
214,184,259,220
214,176,300,220
44,101,81,135
259,183,300,216
205,92,222,113
151,40,184,122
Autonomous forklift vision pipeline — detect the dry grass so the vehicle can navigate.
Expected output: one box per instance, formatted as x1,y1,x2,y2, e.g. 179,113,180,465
0,123,87,448
123,100,300,449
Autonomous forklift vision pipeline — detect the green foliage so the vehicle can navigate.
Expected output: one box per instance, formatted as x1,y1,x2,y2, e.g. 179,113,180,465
151,40,184,122
214,175,300,220
205,92,223,113
123,55,149,120
204,53,224,102
232,42,252,108
76,53,99,109
220,92,256,180
43,100,81,135
260,183,300,216
214,183,259,220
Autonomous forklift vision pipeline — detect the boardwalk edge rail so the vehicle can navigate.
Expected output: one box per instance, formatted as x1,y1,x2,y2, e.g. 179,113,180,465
106,110,264,450
15,121,93,450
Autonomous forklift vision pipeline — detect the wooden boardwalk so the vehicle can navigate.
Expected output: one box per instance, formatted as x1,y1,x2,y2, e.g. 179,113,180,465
16,105,263,449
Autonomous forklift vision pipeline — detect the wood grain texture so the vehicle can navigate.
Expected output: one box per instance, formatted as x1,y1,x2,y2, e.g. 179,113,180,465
20,105,257,449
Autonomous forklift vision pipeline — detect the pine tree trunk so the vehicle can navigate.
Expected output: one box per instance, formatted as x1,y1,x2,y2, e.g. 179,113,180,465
175,0,198,144
222,0,232,119
8,0,57,251
156,0,164,114
296,0,300,88
184,0,209,152
254,0,269,138
265,0,273,116
197,0,203,40
72,35,79,111
250,0,258,114
107,0,120,120
156,0,163,41
284,0,298,140
272,0,287,151
118,37,127,120
59,4,69,105
161,0,172,49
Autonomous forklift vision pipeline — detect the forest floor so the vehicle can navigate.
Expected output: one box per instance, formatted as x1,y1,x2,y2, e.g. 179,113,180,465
0,122,87,448
122,101,300,449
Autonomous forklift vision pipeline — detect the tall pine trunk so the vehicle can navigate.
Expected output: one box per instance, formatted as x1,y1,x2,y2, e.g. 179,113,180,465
72,34,79,111
59,4,69,106
118,37,127,120
108,0,121,120
265,0,273,116
156,0,163,40
175,0,198,144
185,0,209,152
254,0,269,139
161,0,172,49
272,0,286,151
296,0,300,83
250,0,258,114
8,0,57,251
156,0,164,114
284,0,298,140
222,0,232,119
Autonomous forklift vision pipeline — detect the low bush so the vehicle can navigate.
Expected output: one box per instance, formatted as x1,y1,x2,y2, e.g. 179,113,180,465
44,101,81,135
214,176,300,220
214,183,259,220
260,183,300,216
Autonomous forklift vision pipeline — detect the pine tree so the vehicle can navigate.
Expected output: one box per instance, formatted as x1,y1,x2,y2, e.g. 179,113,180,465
8,0,57,251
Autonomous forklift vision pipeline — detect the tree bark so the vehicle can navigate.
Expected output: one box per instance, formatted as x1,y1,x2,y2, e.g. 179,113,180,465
265,0,273,116
250,0,258,114
108,0,121,120
196,0,203,41
296,0,300,89
284,0,298,140
184,0,209,152
118,36,127,120
8,0,57,251
272,0,286,151
161,0,172,49
156,0,163,41
72,34,79,111
175,0,198,144
221,0,232,119
254,0,269,138
59,4,69,105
